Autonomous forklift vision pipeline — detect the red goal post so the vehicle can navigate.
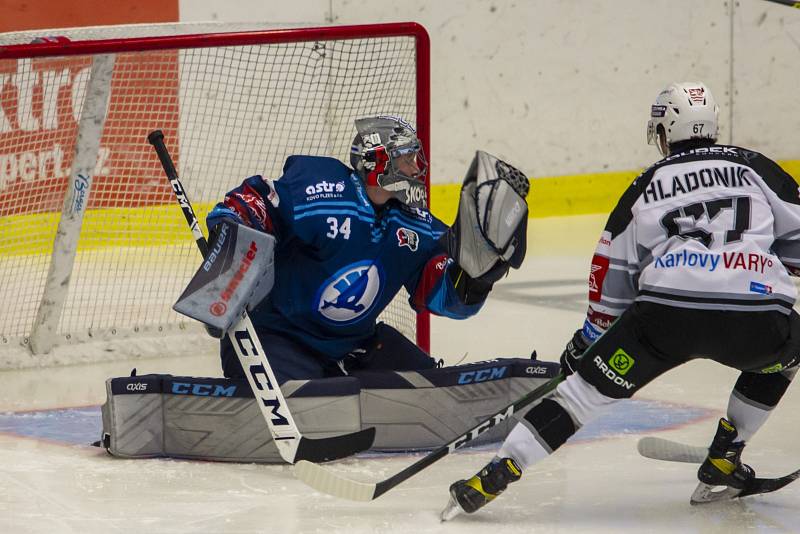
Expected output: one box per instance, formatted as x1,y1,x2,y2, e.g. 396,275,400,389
0,22,430,365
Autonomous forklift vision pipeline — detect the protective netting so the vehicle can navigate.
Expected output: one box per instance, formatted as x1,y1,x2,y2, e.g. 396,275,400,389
0,23,425,358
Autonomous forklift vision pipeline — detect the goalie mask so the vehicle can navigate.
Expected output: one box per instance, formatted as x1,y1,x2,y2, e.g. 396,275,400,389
646,82,719,157
350,115,428,208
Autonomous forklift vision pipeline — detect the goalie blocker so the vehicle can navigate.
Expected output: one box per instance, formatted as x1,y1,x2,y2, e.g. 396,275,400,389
173,220,275,336
98,358,560,463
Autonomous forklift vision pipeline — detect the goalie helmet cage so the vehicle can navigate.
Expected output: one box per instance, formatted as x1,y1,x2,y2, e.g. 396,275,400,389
0,22,431,366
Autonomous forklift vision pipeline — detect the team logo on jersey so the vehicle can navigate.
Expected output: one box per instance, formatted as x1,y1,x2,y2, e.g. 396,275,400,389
396,227,419,251
588,254,609,302
315,261,384,324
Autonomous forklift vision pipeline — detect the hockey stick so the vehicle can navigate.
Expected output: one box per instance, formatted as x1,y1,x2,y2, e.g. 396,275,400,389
763,0,800,8
637,436,706,463
294,372,565,501
147,130,375,464
638,436,800,502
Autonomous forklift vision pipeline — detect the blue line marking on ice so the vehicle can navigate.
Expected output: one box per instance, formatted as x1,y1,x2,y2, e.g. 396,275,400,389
0,407,101,445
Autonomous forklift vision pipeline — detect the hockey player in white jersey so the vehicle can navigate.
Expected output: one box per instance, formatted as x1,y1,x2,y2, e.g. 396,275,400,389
442,82,800,518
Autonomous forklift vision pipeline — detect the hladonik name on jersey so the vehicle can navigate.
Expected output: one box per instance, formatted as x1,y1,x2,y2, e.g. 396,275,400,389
654,250,774,274
643,165,752,204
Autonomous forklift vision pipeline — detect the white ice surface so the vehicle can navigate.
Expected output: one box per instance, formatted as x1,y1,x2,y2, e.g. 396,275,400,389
1,215,798,533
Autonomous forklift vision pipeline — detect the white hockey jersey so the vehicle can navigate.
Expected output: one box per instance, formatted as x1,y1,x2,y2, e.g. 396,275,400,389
582,145,800,342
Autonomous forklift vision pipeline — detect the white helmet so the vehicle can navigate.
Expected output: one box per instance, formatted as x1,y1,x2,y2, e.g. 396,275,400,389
646,82,719,157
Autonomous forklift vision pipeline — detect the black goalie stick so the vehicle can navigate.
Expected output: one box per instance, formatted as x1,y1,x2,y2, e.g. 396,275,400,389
294,373,565,501
147,130,375,464
638,436,800,502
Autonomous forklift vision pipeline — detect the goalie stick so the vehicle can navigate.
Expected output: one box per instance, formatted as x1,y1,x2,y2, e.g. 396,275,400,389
638,436,800,502
147,130,375,464
294,372,565,501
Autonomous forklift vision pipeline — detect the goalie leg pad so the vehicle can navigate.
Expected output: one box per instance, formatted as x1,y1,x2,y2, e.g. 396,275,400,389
101,373,361,463
99,359,561,462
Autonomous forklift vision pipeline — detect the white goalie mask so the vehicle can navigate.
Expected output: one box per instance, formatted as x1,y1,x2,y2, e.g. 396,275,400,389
646,82,719,157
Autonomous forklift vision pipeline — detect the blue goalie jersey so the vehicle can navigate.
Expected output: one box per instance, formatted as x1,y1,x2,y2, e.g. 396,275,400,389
207,155,484,360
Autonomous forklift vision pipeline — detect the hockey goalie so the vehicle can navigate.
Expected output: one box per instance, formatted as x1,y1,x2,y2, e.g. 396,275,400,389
99,116,559,463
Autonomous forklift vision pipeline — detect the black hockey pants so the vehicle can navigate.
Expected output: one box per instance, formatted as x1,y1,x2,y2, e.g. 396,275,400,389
574,302,800,400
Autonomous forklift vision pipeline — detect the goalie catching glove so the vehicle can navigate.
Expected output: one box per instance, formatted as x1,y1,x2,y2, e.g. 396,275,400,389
440,151,529,296
173,220,276,337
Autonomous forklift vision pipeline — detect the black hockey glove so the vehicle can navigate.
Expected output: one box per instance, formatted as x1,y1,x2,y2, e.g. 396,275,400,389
560,329,589,376
449,259,510,305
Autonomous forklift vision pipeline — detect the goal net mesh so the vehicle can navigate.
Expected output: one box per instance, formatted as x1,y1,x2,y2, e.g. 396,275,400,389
0,23,426,363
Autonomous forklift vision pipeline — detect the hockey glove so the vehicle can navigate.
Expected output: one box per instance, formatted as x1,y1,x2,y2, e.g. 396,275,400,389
448,259,510,305
560,329,589,376
441,151,528,280
174,219,276,339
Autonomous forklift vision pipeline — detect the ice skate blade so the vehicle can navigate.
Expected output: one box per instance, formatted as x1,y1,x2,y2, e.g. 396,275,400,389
690,482,743,504
440,496,463,522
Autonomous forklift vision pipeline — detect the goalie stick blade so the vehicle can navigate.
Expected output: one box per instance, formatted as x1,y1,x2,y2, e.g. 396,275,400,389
293,427,376,464
294,460,378,501
637,436,707,463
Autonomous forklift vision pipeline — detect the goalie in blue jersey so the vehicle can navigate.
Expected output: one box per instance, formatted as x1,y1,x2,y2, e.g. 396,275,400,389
197,116,530,383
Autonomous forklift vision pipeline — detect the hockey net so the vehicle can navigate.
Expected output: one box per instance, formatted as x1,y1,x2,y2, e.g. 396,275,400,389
0,22,430,367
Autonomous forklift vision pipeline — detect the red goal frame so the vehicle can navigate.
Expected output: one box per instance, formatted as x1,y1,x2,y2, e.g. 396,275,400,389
0,22,431,353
